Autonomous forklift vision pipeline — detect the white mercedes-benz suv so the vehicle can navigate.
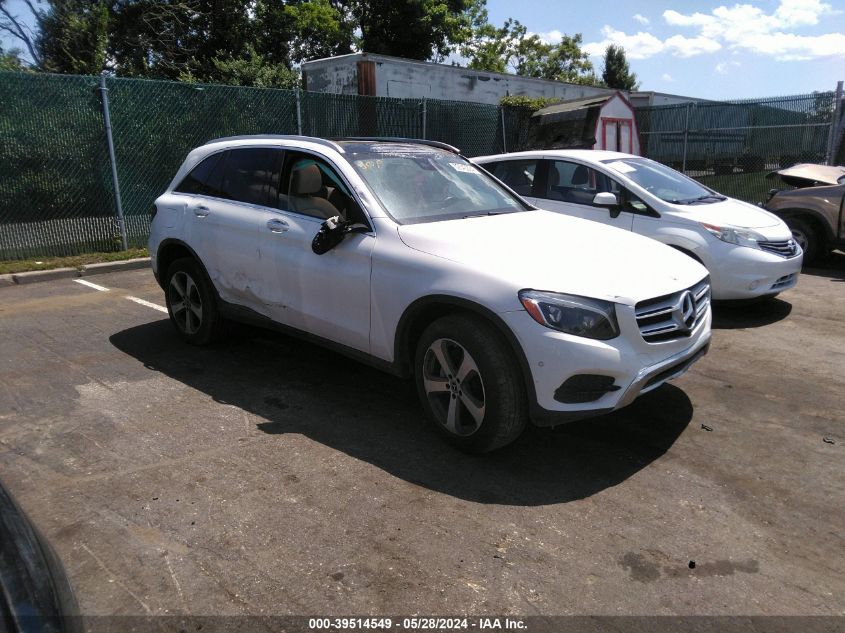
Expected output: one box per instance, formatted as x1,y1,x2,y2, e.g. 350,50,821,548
149,136,712,452
474,150,803,300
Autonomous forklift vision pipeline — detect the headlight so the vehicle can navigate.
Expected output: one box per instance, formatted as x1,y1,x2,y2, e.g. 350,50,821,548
701,223,766,249
519,290,619,340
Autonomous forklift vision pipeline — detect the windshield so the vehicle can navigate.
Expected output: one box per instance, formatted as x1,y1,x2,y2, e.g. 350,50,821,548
345,144,530,223
601,157,725,205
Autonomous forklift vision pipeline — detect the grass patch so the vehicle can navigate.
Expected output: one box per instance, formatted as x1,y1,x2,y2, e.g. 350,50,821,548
694,171,772,205
0,248,148,275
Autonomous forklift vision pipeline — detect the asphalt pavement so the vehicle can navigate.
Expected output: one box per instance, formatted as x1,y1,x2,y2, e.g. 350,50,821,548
0,258,843,619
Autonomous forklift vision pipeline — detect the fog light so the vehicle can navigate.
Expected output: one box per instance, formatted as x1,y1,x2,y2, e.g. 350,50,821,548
748,280,760,290
554,375,620,404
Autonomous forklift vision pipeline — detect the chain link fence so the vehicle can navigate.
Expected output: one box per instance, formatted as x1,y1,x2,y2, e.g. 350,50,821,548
0,71,507,259
635,91,840,204
1,70,842,260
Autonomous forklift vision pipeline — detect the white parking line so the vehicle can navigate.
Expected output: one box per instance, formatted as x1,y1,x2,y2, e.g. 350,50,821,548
125,296,168,313
73,279,110,292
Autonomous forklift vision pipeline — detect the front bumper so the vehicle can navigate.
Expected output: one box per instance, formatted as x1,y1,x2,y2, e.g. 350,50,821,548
501,306,712,428
707,244,802,300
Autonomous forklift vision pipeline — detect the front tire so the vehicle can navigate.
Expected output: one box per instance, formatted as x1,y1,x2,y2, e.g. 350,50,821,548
165,258,224,345
786,217,821,265
414,314,527,453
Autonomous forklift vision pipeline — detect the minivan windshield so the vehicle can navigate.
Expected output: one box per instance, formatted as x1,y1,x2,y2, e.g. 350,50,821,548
601,157,726,205
343,142,530,223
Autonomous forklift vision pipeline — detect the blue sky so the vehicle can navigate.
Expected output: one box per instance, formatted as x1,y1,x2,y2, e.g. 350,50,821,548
3,0,844,99
485,0,845,99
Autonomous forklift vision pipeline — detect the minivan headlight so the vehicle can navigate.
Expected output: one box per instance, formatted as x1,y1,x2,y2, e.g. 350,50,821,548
519,290,619,340
701,223,765,249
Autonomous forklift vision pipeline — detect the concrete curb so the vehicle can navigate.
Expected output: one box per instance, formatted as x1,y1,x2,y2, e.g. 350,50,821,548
12,267,79,285
1,257,151,287
80,258,151,276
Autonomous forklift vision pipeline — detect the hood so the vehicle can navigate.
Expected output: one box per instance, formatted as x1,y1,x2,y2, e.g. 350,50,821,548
668,197,784,230
767,163,845,188
397,210,707,306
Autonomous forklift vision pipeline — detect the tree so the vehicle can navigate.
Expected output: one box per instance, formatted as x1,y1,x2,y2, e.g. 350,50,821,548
0,44,25,70
187,44,300,89
19,0,481,84
38,0,109,74
257,0,354,66
461,15,600,85
0,0,43,66
602,44,638,91
354,0,476,61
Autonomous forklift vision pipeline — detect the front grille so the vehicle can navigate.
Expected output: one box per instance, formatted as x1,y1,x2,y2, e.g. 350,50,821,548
635,278,710,343
771,273,797,290
759,239,798,257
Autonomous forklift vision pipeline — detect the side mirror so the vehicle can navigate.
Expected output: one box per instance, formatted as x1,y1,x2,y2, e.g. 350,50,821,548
593,192,622,218
311,216,369,255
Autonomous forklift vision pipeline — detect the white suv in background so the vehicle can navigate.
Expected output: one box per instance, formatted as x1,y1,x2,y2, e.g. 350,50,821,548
474,150,803,300
150,136,711,452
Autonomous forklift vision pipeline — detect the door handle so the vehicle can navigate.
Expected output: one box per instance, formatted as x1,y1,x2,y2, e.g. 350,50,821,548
266,218,289,233
193,205,209,218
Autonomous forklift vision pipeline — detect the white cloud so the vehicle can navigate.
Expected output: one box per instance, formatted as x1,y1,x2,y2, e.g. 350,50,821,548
585,1,844,62
663,0,844,60
535,30,563,44
662,73,675,82
774,0,838,27
715,60,741,74
633,14,650,26
583,26,665,59
664,34,722,57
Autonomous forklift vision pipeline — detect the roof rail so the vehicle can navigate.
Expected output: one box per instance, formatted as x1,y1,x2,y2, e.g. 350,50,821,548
332,137,460,154
203,135,345,153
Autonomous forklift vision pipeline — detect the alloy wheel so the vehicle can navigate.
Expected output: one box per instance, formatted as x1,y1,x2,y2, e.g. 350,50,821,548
168,271,203,335
422,338,486,436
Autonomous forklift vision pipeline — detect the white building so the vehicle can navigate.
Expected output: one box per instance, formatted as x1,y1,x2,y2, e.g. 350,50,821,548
301,53,618,105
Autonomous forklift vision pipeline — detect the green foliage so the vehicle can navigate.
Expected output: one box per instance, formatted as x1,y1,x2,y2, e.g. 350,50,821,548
499,95,559,110
356,0,476,61
201,45,300,89
0,46,24,71
602,44,638,91
282,0,355,64
38,0,109,74
25,0,477,84
461,16,600,85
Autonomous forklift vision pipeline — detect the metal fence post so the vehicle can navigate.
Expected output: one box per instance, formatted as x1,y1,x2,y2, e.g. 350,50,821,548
825,80,843,164
421,98,427,139
501,107,507,153
296,88,303,135
682,102,691,173
98,72,128,251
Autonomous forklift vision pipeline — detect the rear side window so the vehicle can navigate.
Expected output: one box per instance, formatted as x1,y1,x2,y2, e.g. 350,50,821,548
546,160,617,206
220,148,276,206
486,159,538,197
174,152,225,196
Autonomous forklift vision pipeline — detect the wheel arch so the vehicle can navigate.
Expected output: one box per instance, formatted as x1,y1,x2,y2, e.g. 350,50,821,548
156,239,212,291
773,207,834,242
394,295,536,404
668,244,704,265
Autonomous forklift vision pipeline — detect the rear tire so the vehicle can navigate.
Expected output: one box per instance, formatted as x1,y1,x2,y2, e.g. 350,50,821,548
786,217,821,265
164,258,224,345
414,314,527,453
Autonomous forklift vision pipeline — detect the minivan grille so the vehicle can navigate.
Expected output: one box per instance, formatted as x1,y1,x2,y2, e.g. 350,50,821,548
758,239,798,257
635,278,710,343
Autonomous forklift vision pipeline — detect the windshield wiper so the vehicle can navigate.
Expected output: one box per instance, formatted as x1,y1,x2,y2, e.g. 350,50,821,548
461,211,503,219
668,194,727,205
